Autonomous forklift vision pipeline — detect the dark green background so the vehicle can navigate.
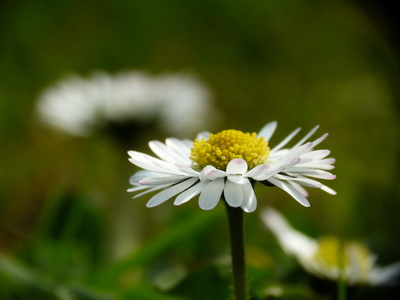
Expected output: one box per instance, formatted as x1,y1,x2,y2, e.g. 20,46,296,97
1,1,399,299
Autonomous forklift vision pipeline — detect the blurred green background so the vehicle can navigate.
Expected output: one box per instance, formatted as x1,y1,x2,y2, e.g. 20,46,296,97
1,0,399,299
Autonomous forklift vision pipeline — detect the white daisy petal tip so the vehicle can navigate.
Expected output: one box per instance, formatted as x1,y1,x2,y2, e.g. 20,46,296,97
226,158,248,174
224,178,255,208
244,164,270,179
198,178,224,210
305,141,314,149
258,121,278,140
200,165,226,181
146,201,159,208
244,206,256,213
268,120,278,126
200,205,214,211
138,179,149,185
322,185,337,195
241,187,257,213
312,133,329,147
196,131,210,140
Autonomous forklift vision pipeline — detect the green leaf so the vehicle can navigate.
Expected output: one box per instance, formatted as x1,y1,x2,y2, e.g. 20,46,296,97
0,255,115,300
94,208,223,287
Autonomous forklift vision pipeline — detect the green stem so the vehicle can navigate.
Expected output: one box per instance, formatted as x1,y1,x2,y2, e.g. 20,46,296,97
225,203,249,300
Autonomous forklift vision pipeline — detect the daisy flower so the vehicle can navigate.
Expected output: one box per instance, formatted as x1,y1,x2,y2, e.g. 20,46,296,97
261,207,400,285
36,71,214,137
128,121,336,212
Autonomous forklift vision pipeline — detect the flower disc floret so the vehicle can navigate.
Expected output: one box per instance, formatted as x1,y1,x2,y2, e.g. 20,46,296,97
190,129,270,171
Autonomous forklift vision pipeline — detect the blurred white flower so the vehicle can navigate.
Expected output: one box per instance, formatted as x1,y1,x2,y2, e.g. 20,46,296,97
153,74,215,135
36,71,215,137
261,207,400,286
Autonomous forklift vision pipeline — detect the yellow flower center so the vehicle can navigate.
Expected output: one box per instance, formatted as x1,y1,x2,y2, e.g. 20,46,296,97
190,129,270,171
313,236,371,280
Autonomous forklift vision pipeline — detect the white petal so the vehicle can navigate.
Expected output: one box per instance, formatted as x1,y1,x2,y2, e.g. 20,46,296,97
244,164,270,178
227,174,248,184
133,184,171,199
149,140,187,164
241,181,257,213
129,170,156,185
281,142,313,163
369,262,400,286
288,181,309,197
285,168,334,177
271,127,301,152
292,125,319,149
269,149,290,159
290,169,336,180
312,133,328,147
300,149,331,162
261,207,317,257
296,161,336,170
181,139,194,149
165,138,192,159
258,121,277,141
139,175,189,186
320,184,337,195
263,145,311,180
249,166,285,181
274,174,322,188
251,158,300,181
267,177,310,207
128,151,166,173
144,153,186,174
174,180,207,205
128,151,182,174
146,178,198,207
200,166,226,181
224,179,245,207
175,163,200,176
226,158,248,174
277,157,301,173
319,158,336,165
127,184,150,192
198,178,225,210
196,131,210,140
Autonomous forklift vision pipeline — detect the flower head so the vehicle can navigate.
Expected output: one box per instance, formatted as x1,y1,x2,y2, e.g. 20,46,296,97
36,71,214,137
128,121,336,212
261,207,400,285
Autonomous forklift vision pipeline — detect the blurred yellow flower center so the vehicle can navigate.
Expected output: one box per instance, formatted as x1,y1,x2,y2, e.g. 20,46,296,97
314,236,371,280
190,129,270,171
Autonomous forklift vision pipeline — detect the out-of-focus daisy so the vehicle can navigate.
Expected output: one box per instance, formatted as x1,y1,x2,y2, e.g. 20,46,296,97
261,207,400,285
128,121,336,212
36,71,214,137
152,74,215,135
